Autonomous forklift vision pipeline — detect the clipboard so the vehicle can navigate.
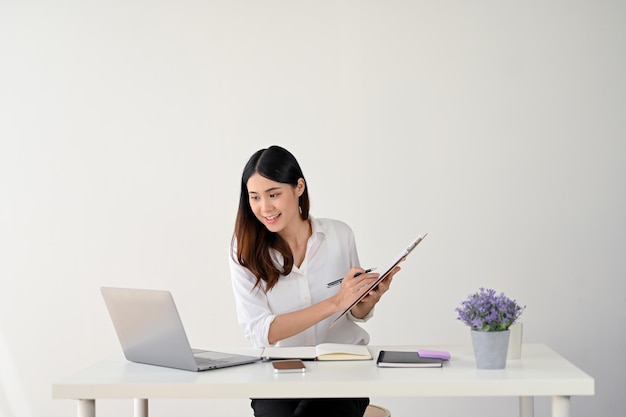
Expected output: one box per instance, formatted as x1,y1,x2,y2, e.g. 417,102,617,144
330,233,428,327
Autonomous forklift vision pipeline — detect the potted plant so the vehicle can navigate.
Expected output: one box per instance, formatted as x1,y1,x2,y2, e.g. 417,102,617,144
456,288,524,369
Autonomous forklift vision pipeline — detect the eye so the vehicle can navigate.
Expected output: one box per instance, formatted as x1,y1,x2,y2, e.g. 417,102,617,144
269,193,280,198
249,195,260,202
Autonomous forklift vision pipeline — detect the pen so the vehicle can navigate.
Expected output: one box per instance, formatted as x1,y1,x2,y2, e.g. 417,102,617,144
326,268,377,288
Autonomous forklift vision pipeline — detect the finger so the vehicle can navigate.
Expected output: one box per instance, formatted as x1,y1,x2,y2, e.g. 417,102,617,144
379,276,393,289
387,265,401,277
372,276,393,294
361,290,382,304
352,276,378,290
339,268,364,289
351,266,366,275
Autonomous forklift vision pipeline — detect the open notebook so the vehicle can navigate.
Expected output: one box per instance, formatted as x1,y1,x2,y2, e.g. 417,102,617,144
262,343,372,361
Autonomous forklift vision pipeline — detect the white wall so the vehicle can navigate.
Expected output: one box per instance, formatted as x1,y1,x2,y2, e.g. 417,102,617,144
1,1,624,416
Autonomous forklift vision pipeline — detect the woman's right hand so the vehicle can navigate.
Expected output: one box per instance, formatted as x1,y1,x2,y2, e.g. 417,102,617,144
332,267,380,310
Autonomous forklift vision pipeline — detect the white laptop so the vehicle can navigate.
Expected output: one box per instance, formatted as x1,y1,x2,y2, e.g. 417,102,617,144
101,287,261,372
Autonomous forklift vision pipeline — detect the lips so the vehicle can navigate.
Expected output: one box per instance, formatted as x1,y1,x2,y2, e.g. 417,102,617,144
264,213,281,224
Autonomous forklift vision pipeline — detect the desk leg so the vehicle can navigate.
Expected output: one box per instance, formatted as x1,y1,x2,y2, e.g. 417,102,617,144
134,398,149,417
519,396,534,417
78,399,95,417
551,396,570,417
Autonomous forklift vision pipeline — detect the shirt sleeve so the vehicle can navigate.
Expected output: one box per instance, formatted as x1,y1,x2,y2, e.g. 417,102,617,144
228,244,276,347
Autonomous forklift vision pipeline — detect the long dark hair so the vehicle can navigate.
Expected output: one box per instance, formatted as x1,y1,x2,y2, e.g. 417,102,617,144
232,146,310,292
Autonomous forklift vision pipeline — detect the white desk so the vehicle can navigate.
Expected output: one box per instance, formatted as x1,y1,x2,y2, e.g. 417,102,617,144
52,344,594,417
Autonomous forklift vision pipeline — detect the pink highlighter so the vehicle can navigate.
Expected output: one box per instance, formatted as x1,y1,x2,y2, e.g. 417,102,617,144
417,349,451,361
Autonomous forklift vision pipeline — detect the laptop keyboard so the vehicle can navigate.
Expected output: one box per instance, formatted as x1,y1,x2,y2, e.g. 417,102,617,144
195,357,230,368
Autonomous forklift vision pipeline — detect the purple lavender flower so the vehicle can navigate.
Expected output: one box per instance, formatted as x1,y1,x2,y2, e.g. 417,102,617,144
456,288,525,331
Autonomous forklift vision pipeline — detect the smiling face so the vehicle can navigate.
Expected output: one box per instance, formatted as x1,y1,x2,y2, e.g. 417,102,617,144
246,173,306,235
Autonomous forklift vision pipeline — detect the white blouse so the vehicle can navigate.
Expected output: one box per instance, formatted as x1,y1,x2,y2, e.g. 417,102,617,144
229,217,372,348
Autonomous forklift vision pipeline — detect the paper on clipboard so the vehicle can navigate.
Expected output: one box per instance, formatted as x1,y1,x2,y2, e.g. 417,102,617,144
330,233,428,327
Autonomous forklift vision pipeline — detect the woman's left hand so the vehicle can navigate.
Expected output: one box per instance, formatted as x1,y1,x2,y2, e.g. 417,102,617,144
360,265,398,303
351,265,400,318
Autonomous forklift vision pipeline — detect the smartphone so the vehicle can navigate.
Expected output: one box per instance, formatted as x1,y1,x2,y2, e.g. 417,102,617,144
272,359,306,373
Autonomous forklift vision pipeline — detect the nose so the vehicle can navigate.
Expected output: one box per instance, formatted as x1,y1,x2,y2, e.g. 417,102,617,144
260,197,273,212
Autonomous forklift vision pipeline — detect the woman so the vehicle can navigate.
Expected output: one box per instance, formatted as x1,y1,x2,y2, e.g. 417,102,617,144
229,145,399,417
